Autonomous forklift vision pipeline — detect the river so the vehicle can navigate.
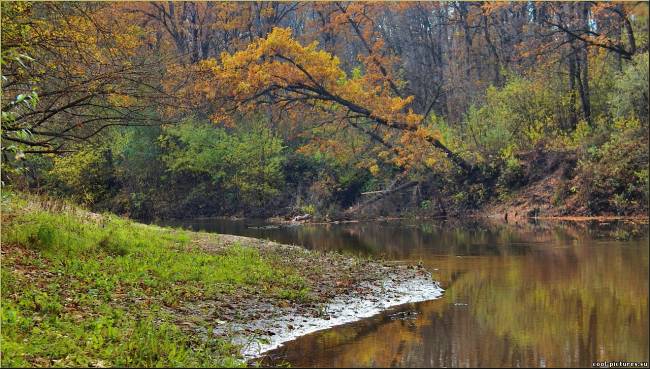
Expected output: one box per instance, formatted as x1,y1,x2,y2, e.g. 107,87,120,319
163,218,649,368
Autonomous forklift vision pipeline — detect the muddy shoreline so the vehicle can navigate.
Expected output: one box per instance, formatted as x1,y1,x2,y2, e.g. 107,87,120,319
265,214,649,226
177,233,444,361
156,210,648,227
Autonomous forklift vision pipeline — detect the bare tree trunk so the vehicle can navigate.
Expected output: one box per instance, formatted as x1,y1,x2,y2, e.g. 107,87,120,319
482,13,501,86
567,49,578,130
577,50,592,126
577,3,592,126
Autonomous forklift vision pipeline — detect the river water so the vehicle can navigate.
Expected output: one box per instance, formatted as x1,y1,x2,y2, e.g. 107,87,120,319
164,218,649,368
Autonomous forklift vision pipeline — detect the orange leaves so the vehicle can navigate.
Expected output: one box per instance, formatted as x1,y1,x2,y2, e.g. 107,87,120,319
369,163,380,176
218,27,342,92
181,26,462,173
113,25,146,53
196,27,421,127
481,2,515,15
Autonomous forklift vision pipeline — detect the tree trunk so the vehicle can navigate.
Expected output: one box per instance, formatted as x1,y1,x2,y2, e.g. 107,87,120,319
567,49,578,130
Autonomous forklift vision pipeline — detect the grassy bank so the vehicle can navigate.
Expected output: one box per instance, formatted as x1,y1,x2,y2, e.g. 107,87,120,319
1,192,358,367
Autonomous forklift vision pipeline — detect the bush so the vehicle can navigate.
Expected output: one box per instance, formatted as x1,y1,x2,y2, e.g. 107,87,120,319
162,117,286,210
462,75,569,162
608,52,649,125
574,125,649,214
49,148,117,207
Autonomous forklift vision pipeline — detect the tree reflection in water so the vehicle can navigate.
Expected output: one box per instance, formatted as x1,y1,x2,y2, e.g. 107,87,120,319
254,220,648,368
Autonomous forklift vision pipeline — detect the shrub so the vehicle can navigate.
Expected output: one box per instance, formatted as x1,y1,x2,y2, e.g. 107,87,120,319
608,52,649,125
574,125,649,214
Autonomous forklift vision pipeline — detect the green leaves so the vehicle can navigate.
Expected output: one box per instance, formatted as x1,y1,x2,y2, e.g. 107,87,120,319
162,116,286,208
1,48,39,166
13,91,39,108
609,52,649,124
49,148,115,206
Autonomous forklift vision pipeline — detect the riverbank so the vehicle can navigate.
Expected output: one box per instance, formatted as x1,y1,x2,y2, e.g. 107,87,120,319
0,192,442,367
269,213,649,227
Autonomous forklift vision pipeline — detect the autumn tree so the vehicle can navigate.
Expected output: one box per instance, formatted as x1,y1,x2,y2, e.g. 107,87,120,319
2,1,647,217
1,2,172,156
482,2,647,127
186,27,474,177
128,1,303,63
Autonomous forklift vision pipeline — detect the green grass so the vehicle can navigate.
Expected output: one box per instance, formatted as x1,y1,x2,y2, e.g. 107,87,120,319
1,192,308,367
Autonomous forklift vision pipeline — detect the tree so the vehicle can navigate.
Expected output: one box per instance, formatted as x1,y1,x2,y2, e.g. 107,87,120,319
186,27,474,176
128,2,303,63
1,2,173,155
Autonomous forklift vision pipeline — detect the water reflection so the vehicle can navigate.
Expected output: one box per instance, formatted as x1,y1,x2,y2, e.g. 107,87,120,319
163,218,649,367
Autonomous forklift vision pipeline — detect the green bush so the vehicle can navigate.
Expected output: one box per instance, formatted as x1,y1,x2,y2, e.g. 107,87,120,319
162,116,286,209
574,125,649,214
462,75,569,162
608,52,649,124
49,148,116,207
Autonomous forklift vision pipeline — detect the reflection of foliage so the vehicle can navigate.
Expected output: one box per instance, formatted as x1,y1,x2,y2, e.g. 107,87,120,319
267,220,649,367
447,237,649,363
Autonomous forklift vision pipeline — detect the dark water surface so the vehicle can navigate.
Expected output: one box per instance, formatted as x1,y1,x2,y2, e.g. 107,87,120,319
163,218,649,368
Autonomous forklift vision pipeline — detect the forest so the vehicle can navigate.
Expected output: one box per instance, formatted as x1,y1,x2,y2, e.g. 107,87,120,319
2,1,647,221
2,2,649,368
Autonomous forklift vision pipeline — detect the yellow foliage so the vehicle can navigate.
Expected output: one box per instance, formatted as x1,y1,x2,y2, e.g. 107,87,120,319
178,27,439,170
107,94,136,107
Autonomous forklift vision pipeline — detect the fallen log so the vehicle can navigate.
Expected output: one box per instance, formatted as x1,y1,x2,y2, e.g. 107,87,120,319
346,181,418,214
